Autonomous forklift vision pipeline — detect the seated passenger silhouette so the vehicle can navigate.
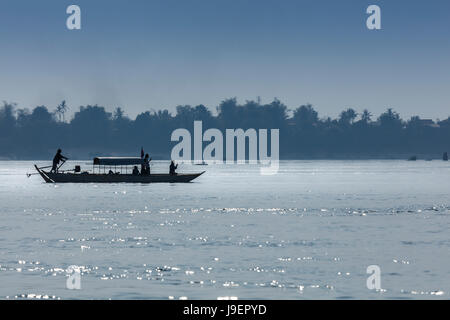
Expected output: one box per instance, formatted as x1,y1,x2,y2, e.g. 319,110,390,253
169,160,178,175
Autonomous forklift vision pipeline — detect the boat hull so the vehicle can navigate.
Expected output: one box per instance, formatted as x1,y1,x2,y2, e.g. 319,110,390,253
34,165,204,183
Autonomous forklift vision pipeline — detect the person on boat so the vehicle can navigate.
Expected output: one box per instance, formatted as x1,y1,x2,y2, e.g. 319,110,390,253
132,166,140,175
169,160,178,175
141,153,152,175
51,149,68,173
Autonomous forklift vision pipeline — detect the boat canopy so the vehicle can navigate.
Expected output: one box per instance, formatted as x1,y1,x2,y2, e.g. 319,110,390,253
93,157,145,166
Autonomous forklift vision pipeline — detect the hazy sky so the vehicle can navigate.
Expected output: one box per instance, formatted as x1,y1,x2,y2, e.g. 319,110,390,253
0,0,449,120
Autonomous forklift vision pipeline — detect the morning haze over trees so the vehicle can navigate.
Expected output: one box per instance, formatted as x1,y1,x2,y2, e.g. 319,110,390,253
0,98,449,160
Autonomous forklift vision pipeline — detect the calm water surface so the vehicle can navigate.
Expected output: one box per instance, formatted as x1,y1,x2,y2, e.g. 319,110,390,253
0,160,449,299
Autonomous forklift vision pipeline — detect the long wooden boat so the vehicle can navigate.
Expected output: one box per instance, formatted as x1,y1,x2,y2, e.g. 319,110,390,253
34,157,205,183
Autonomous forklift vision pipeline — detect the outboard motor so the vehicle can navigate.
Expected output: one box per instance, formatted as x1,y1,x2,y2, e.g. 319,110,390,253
74,165,81,173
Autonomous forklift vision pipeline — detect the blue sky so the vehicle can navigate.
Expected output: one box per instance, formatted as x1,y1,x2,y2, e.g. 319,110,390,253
0,0,449,119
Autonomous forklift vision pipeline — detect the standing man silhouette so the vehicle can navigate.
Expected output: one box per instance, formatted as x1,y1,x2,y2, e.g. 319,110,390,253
51,149,68,173
141,153,151,175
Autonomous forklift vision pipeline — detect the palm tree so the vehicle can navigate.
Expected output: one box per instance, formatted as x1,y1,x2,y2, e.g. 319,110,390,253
293,104,319,127
339,108,358,126
378,108,402,128
56,100,69,122
113,107,125,120
361,109,372,124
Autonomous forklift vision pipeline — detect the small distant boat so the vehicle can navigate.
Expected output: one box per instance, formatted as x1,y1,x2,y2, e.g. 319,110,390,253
34,157,204,183
408,156,417,161
195,161,208,166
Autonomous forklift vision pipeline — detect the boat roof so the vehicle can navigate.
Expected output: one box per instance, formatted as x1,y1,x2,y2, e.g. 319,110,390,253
93,157,145,166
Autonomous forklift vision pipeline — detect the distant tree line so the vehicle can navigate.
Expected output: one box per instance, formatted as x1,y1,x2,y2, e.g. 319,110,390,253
0,98,449,159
